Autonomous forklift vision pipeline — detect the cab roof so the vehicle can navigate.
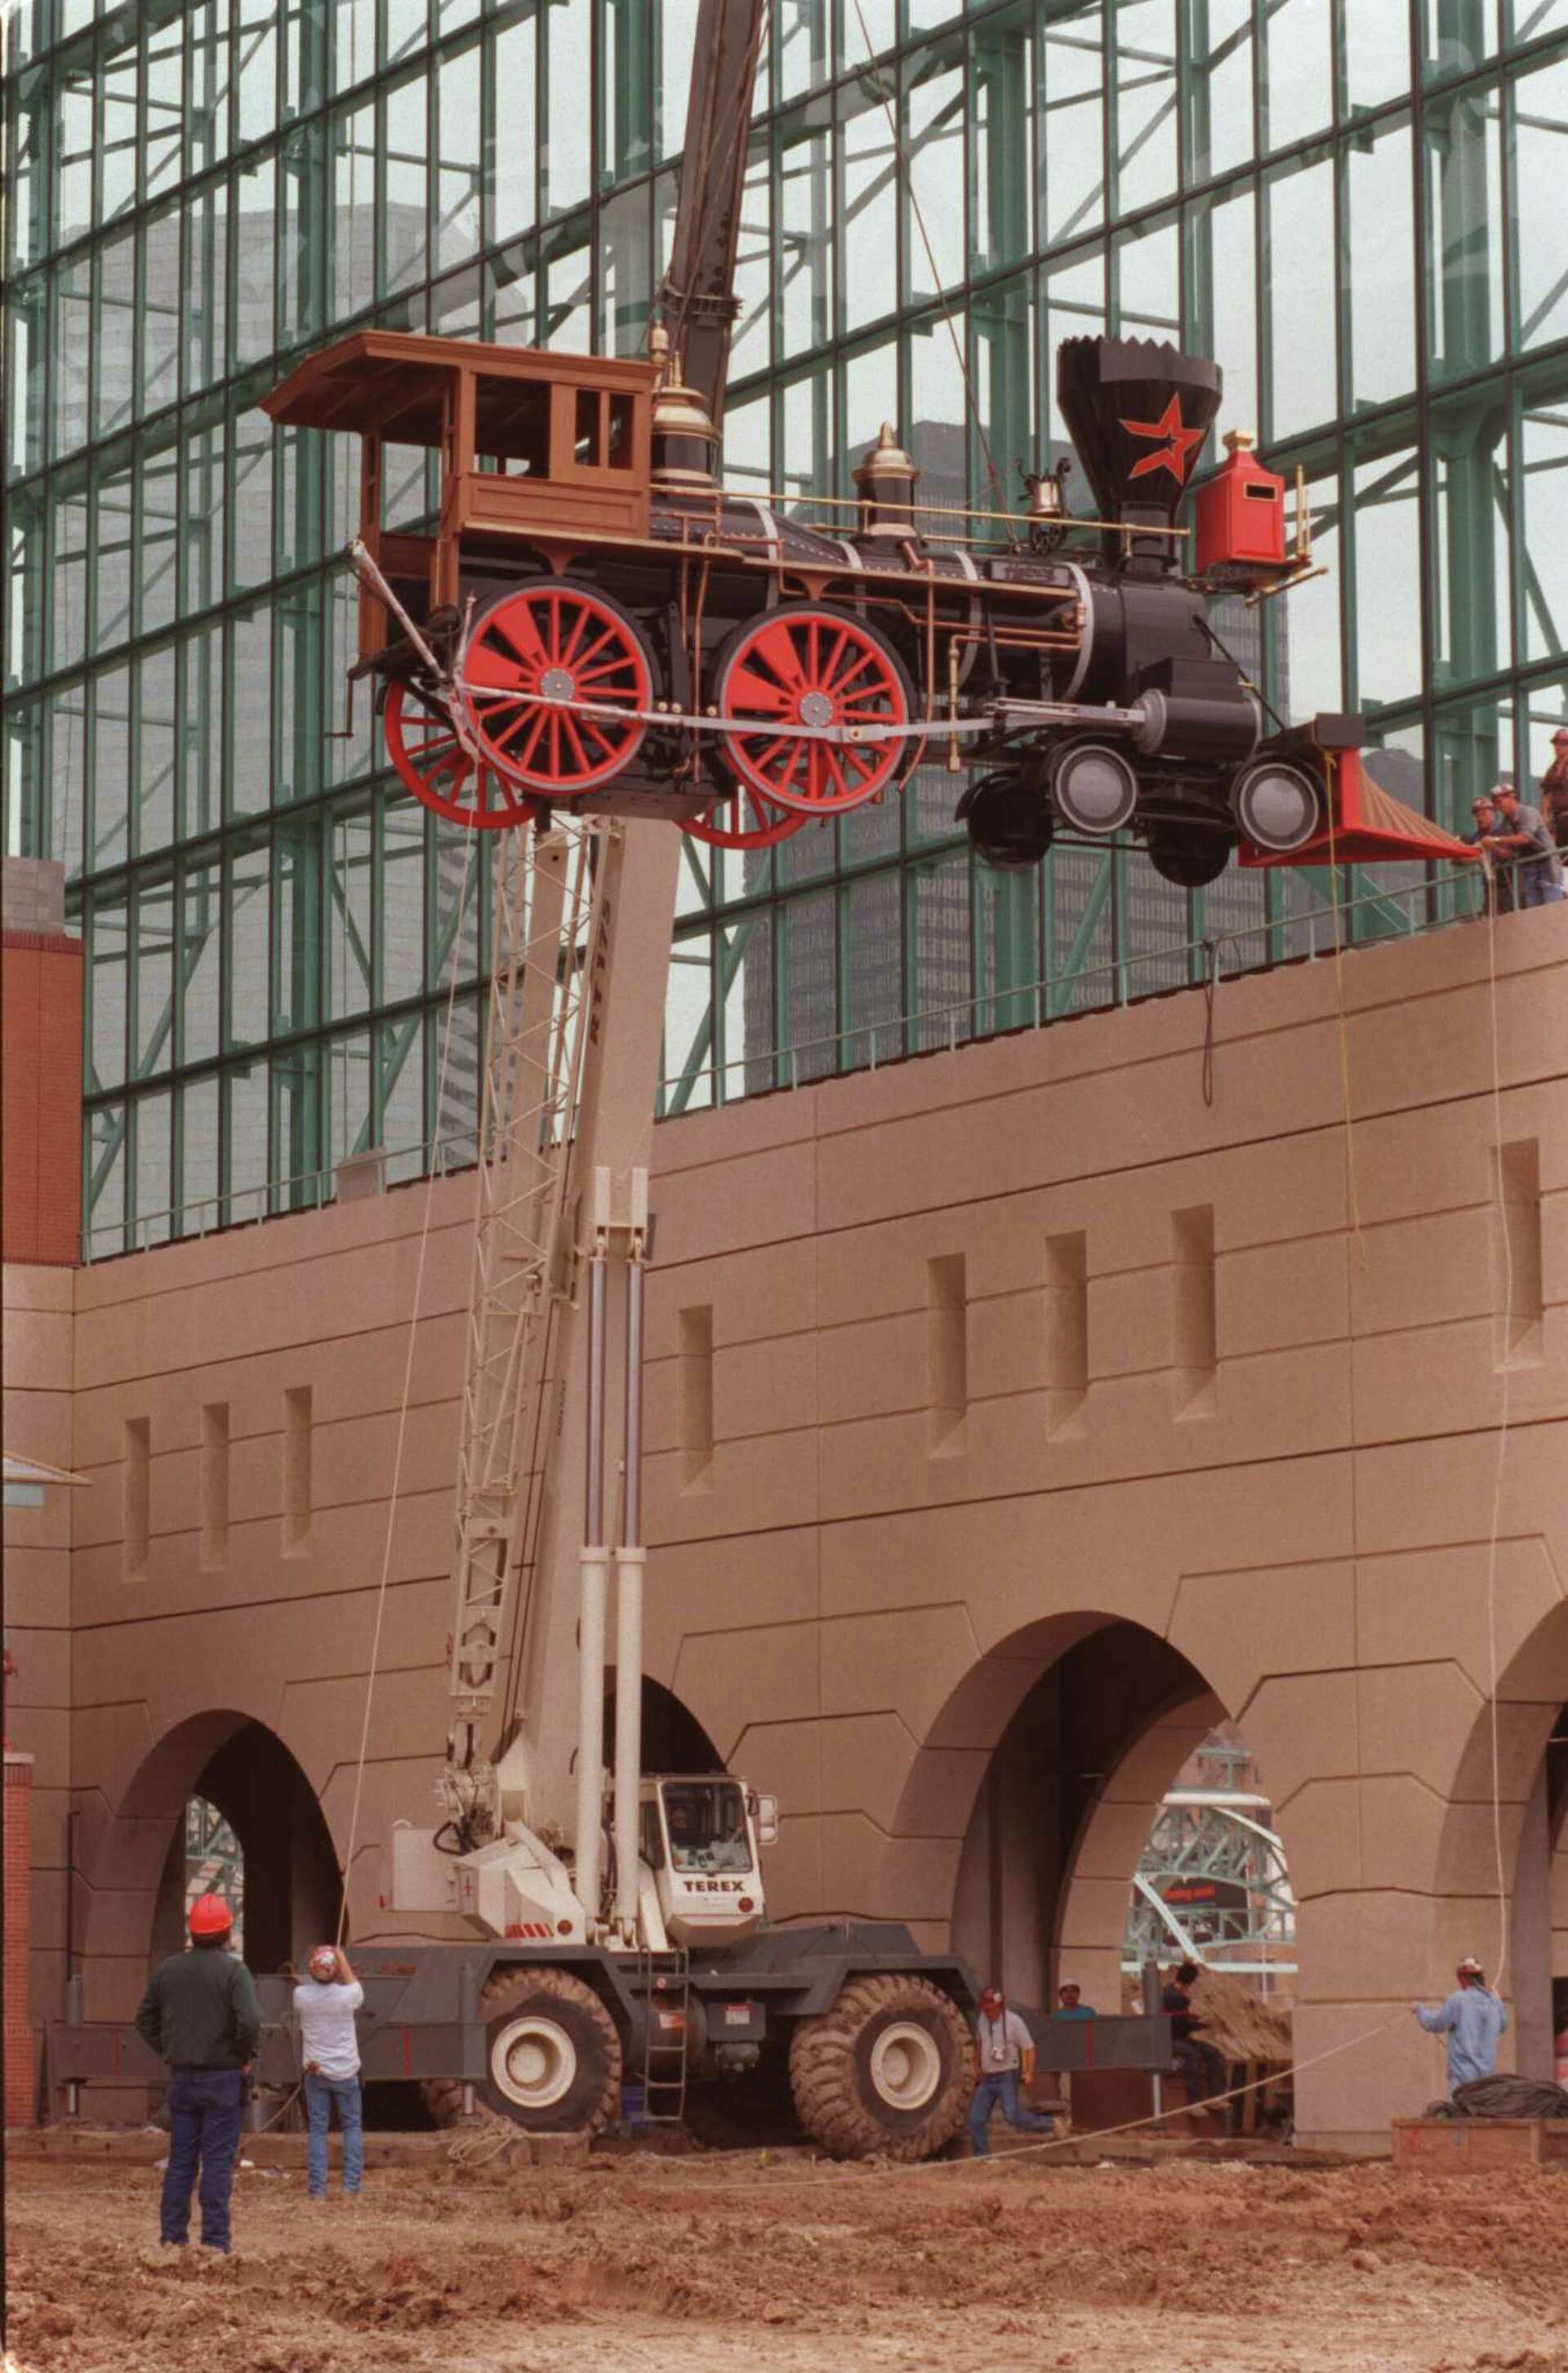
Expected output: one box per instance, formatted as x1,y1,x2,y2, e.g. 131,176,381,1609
261,330,657,447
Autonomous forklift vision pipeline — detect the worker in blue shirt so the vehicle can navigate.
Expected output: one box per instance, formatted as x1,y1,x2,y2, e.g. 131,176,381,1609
1054,1983,1096,2022
1414,1957,1508,2092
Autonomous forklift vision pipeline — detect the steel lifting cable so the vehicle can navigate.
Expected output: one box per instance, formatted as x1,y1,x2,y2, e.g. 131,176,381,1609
846,0,1014,526
334,817,483,1943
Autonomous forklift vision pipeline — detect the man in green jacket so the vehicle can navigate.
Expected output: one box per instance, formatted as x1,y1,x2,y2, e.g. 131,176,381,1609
136,1892,261,2253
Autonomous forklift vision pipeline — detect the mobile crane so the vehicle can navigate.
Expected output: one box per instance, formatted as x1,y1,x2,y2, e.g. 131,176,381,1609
262,0,978,2161
256,0,1476,2159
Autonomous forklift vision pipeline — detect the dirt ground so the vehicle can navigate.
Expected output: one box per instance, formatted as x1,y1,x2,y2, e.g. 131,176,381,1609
7,2144,1567,2373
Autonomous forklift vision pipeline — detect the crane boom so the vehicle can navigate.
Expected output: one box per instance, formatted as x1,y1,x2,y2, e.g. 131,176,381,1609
656,0,768,429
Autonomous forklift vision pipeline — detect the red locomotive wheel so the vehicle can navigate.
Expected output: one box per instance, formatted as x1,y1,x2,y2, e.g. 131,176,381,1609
715,605,914,816
384,680,541,830
682,783,806,851
460,580,653,795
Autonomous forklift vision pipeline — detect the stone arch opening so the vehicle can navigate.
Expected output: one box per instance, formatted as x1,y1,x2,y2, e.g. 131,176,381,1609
1429,1598,1568,2085
602,1674,726,1773
905,1616,1244,2014
82,1712,342,2014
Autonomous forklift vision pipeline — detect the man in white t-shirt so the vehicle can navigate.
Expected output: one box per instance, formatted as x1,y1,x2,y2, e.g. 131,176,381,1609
293,1944,364,2200
968,1986,1055,2157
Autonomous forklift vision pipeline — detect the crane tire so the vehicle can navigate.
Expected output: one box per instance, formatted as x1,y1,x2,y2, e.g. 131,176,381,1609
788,1973,973,2161
419,1965,625,2136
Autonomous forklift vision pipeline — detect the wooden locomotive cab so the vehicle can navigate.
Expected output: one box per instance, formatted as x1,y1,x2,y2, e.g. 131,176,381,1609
263,333,656,664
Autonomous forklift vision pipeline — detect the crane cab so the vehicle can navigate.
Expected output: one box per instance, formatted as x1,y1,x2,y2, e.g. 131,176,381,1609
638,1775,773,1948
261,330,657,666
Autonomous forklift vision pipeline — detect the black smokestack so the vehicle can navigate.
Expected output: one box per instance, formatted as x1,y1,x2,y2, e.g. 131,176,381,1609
1057,336,1222,571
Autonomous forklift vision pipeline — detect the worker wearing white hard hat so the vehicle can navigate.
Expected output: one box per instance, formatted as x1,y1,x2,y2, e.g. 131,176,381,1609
293,1943,365,2201
1413,1957,1508,2095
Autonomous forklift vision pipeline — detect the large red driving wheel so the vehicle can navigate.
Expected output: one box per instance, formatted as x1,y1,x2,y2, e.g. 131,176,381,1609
384,679,541,830
715,604,914,817
460,580,653,795
683,783,806,851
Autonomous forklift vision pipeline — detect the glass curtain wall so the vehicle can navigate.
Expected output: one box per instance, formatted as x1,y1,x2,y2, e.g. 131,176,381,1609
4,0,1567,1247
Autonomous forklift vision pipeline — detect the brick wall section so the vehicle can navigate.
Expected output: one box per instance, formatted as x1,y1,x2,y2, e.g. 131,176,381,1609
2,928,83,1267
4,1756,37,2126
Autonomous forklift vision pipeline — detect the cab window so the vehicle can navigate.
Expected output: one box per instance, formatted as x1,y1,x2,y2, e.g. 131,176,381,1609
574,388,600,466
476,376,550,478
639,1802,664,1871
660,1780,751,1875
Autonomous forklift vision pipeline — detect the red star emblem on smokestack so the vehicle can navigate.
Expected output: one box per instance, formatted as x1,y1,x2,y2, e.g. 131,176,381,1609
1119,394,1206,487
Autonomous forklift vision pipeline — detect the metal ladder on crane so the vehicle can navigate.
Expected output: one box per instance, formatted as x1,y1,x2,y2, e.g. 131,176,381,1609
636,1948,693,2124
444,813,610,1805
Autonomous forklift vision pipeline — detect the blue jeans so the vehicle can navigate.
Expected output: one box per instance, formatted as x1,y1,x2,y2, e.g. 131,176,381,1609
968,2068,1054,2157
305,2072,363,2197
161,2066,245,2250
1521,866,1566,906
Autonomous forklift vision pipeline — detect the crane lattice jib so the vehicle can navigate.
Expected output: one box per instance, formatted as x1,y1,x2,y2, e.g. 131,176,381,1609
448,817,608,1729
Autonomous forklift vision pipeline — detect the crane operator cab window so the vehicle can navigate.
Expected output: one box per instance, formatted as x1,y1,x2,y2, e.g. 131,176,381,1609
657,1779,754,1873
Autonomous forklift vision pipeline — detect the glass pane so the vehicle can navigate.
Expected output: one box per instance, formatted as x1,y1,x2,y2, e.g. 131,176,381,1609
1421,0,1499,80
185,184,229,394
97,230,137,439
381,791,425,1006
229,606,272,818
332,102,377,323
1263,0,1332,149
1515,56,1568,353
1186,0,1254,183
778,113,833,363
1283,470,1343,720
180,1076,220,1224
973,7,1031,275
1040,1,1104,245
384,73,429,295
906,43,964,305
96,455,136,655
1343,0,1410,114
1264,153,1336,443
1425,82,1504,383
135,875,176,1078
226,837,271,1050
1521,371,1568,666
841,71,898,332
137,648,177,855
1348,118,1415,412
908,851,970,1049
1431,390,1511,690
492,16,537,246
546,0,591,216
234,154,278,368
327,804,375,1019
1352,441,1422,715
180,858,223,1066
1113,0,1178,214
53,254,93,461
436,42,483,275
1190,183,1257,437
91,666,131,870
90,890,131,1091
778,887,836,1080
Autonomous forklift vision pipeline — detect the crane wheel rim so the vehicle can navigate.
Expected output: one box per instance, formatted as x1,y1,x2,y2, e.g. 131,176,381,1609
384,679,541,830
716,610,910,815
489,2013,579,2111
866,2020,944,2113
461,582,651,794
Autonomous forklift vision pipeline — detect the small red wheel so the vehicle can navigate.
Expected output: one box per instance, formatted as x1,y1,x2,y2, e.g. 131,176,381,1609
459,579,653,795
715,603,914,816
384,679,541,830
682,783,806,851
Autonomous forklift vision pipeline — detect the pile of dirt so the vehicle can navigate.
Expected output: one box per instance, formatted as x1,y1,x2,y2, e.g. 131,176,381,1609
1122,1966,1294,2062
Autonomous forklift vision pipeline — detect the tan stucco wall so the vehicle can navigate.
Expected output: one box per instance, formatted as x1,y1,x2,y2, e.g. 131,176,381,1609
4,901,1565,2150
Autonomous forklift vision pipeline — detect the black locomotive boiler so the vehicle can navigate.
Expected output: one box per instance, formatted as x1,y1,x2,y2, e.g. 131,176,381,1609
263,327,1472,878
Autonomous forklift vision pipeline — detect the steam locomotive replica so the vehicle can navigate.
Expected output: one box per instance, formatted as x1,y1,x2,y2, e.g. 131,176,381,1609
264,328,1468,879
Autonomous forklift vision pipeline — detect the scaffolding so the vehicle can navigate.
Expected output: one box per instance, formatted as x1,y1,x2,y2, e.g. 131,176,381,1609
1123,1738,1296,1983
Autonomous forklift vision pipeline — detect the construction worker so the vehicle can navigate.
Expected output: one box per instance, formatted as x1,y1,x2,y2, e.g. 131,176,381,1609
135,1892,260,2254
294,1943,364,2201
968,1986,1055,2157
1054,1982,1096,2022
1162,1961,1230,2123
1414,1957,1509,2093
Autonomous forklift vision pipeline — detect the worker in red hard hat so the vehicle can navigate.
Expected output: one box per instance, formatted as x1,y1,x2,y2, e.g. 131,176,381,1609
135,1891,261,2253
